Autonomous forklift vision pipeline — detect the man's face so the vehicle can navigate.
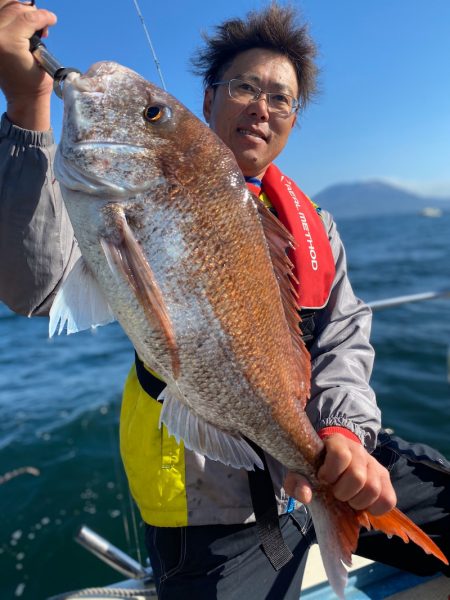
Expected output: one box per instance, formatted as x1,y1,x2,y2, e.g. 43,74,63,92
203,48,298,179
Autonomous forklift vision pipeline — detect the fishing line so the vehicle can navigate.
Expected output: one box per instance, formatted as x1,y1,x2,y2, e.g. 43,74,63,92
106,397,144,566
131,0,167,90
106,404,138,559
126,475,144,566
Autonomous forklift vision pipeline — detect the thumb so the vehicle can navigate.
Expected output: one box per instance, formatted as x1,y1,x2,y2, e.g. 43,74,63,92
284,472,313,504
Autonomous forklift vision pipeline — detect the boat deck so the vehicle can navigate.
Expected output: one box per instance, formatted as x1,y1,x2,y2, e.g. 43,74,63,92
301,544,450,599
55,540,449,599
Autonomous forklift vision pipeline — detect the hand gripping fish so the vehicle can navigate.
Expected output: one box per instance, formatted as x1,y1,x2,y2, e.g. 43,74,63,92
50,62,448,598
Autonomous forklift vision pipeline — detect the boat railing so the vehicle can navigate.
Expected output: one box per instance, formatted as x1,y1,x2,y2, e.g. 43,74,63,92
367,288,450,311
75,525,150,580
367,288,450,381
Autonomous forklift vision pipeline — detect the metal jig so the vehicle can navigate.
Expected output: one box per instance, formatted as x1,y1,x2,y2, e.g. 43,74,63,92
28,2,81,98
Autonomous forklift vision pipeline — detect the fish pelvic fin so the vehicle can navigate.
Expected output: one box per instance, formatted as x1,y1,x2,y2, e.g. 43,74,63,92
309,493,448,600
49,257,116,336
100,206,180,378
159,387,264,471
255,199,311,407
361,506,449,566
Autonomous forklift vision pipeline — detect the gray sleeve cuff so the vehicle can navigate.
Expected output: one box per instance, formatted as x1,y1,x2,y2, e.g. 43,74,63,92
0,112,54,147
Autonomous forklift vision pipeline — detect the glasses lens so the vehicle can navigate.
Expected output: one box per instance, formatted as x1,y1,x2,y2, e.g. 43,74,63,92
229,79,259,101
268,93,296,115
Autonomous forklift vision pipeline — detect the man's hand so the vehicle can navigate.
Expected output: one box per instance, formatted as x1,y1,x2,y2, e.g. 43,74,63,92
0,0,57,129
284,433,397,516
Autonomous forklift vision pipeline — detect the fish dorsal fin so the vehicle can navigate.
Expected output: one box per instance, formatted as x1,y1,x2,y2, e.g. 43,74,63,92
255,199,311,406
159,387,264,471
49,257,116,336
100,206,180,379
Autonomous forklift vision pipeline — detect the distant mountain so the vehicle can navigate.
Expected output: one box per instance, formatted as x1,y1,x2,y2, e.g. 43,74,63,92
312,180,450,219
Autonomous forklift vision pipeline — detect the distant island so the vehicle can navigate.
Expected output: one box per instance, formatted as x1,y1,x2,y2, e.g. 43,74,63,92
312,180,450,220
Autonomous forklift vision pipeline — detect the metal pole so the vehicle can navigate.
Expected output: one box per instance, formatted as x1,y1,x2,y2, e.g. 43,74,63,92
368,289,450,312
76,525,149,579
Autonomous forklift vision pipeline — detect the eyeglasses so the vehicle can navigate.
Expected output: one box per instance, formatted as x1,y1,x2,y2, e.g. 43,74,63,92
211,78,299,117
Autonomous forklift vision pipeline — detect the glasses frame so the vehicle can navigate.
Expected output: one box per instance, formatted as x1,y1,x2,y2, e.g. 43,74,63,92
211,78,299,117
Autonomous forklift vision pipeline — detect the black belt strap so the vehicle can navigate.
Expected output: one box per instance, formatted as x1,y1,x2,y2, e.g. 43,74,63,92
134,353,293,571
246,440,294,570
298,309,316,349
135,352,166,400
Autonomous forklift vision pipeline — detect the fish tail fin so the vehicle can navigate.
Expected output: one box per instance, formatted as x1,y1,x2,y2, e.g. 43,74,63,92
361,506,449,566
309,495,449,599
308,496,357,600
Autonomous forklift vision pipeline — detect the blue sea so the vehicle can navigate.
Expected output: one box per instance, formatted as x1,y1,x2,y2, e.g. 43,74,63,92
1,212,449,599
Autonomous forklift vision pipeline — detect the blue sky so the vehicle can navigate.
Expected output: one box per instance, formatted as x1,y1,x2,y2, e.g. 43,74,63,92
2,0,450,197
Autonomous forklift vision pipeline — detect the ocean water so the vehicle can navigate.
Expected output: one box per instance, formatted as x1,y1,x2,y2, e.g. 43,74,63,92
0,211,449,599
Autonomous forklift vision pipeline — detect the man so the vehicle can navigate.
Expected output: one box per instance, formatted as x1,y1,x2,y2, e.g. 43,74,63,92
0,2,448,598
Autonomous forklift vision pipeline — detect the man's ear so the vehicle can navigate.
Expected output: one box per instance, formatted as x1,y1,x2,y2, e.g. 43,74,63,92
203,88,213,123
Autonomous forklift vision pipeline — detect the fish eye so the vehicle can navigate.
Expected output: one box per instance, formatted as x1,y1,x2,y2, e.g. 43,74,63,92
143,105,171,123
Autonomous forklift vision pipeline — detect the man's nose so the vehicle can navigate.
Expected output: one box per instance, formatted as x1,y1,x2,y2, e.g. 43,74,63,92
246,94,270,120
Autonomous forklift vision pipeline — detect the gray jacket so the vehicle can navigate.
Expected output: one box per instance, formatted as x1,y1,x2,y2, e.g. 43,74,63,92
0,113,381,522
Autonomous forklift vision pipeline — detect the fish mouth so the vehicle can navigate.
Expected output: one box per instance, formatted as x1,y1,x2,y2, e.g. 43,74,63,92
71,141,149,152
54,144,154,197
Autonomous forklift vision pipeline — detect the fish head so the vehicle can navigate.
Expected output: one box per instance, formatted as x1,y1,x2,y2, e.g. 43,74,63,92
56,61,231,197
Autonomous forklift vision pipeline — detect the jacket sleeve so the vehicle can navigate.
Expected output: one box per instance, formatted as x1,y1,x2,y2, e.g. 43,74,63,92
305,209,381,453
0,113,81,316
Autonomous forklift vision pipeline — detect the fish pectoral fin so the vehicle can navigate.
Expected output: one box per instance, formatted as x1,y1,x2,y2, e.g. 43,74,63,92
49,257,116,336
158,388,263,471
100,209,180,378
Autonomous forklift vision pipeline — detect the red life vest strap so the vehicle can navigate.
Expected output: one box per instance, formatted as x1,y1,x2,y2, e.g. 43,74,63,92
247,164,335,309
